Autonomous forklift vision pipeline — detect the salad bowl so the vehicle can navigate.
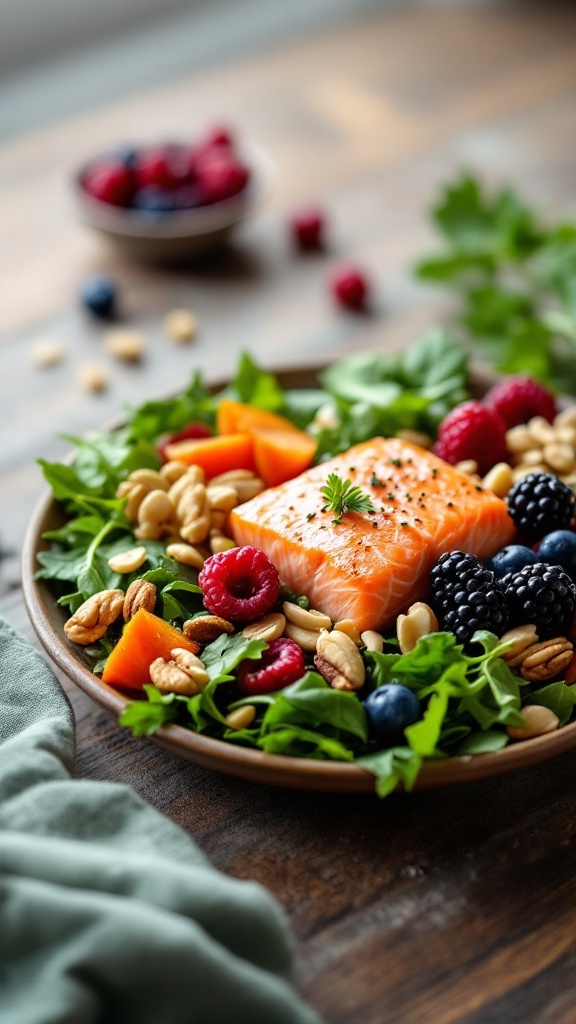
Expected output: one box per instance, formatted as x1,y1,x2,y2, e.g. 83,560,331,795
22,359,576,794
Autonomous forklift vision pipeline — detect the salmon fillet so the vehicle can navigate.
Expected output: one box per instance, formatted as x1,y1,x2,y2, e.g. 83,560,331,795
229,437,515,632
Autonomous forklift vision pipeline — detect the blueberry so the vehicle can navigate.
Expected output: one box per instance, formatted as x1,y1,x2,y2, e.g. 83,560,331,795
487,545,539,578
108,145,138,170
537,530,576,579
80,275,117,319
132,186,175,214
364,683,420,746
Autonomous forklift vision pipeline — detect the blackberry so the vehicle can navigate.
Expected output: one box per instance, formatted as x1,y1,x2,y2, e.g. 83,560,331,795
507,472,575,541
503,562,576,638
430,550,508,646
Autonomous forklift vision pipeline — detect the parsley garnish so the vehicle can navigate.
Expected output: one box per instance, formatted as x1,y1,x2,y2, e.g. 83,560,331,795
321,473,376,525
370,472,385,486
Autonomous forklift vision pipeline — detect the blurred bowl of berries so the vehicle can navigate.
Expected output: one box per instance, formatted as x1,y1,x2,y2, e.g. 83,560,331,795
73,127,273,261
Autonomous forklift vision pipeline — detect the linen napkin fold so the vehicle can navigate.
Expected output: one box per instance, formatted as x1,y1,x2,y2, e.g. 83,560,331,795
0,616,320,1024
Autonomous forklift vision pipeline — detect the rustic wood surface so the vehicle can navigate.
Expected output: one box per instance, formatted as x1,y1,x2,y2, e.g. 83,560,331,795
3,4,576,1022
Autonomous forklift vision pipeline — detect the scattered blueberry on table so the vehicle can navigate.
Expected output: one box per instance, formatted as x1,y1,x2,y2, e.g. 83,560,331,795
80,275,118,319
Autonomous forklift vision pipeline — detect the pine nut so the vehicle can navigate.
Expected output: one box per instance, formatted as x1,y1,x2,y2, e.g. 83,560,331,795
242,613,286,643
107,546,148,573
226,705,256,730
284,622,324,652
209,533,236,554
507,704,559,740
554,425,576,446
455,460,478,476
124,483,148,522
527,416,556,446
166,542,206,569
543,443,575,475
129,469,167,491
283,601,332,631
78,363,108,392
180,516,211,545
334,619,362,646
164,308,197,343
206,484,238,512
168,467,205,502
210,510,228,531
554,407,576,429
512,464,548,482
506,425,534,455
361,630,384,653
134,521,164,540
519,448,545,467
104,329,146,362
481,462,514,498
160,461,190,484
32,339,66,367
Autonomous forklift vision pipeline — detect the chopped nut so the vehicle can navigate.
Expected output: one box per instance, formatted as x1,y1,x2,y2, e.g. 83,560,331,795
482,462,514,498
500,624,539,667
527,416,556,446
138,489,174,525
334,619,362,646
183,614,234,645
78,362,108,393
226,705,256,730
31,339,66,368
505,425,534,455
123,579,157,620
206,484,238,512
518,637,573,682
518,448,545,467
507,704,560,741
284,622,324,652
166,542,206,569
397,602,438,654
555,425,576,446
128,468,167,491
176,483,208,525
314,630,365,691
160,461,189,484
180,516,211,545
64,589,124,644
543,442,575,475
107,545,148,574
164,308,197,343
361,630,384,653
104,329,146,362
455,460,479,476
168,468,205,502
242,613,286,643
554,406,576,429
283,601,332,632
209,470,265,502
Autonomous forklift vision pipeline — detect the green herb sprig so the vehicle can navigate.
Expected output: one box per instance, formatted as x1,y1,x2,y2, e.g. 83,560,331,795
320,472,376,524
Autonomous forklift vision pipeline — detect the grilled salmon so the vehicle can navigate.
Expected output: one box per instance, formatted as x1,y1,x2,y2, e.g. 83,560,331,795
229,437,515,631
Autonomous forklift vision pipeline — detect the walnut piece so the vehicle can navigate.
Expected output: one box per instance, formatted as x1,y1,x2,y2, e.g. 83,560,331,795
64,589,124,645
150,648,209,695
123,579,157,621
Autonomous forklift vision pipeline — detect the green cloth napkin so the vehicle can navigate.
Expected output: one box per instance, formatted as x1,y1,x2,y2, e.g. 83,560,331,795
0,616,320,1024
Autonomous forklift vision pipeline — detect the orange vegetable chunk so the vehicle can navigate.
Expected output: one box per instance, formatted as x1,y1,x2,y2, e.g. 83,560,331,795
229,437,516,633
163,432,255,477
251,427,317,487
102,608,200,690
217,398,301,436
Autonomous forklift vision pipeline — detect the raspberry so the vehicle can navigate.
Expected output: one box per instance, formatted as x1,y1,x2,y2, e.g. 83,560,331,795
198,546,280,622
237,637,305,695
196,154,250,204
291,208,325,251
433,400,508,475
134,147,190,191
484,375,557,428
330,265,369,311
82,161,134,206
157,422,212,461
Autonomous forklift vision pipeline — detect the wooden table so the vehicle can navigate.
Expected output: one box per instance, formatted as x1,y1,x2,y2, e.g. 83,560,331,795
3,4,576,1021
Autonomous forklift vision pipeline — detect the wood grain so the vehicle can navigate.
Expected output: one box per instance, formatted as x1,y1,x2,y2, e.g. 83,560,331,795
3,4,576,1022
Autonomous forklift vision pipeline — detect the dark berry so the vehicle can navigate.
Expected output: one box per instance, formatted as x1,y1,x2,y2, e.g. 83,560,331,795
537,530,576,580
506,472,575,541
484,375,557,428
434,401,508,476
330,265,369,311
82,161,134,206
108,145,139,170
487,545,539,578
132,187,175,214
430,550,508,646
157,422,212,462
291,208,325,251
237,637,305,695
80,276,117,319
503,562,576,637
364,683,420,746
198,546,280,622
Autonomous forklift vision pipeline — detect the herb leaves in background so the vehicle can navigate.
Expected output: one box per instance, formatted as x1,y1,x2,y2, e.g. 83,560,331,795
414,172,576,392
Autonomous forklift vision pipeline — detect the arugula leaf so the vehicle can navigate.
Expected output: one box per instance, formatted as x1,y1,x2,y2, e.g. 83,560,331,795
255,672,367,743
258,726,354,761
119,685,180,736
126,372,216,442
229,351,285,409
357,747,422,797
456,730,508,755
526,682,576,727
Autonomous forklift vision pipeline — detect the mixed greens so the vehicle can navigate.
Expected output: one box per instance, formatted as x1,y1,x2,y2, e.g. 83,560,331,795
415,173,576,392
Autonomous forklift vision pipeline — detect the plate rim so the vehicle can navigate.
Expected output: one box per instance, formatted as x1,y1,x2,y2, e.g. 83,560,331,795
21,362,576,794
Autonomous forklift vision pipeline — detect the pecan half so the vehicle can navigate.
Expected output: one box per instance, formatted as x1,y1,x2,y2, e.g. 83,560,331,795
64,589,124,645
518,637,573,682
314,630,365,691
123,579,157,621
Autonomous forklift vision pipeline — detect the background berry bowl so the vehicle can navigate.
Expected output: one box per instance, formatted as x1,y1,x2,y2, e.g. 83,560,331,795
72,141,274,262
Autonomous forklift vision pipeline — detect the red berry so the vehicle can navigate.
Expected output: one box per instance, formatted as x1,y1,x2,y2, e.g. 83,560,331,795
484,375,557,428
330,265,369,310
135,147,190,191
196,154,250,204
157,421,212,461
237,637,305,695
82,161,134,206
199,126,234,150
434,400,508,475
198,546,280,623
291,208,325,251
